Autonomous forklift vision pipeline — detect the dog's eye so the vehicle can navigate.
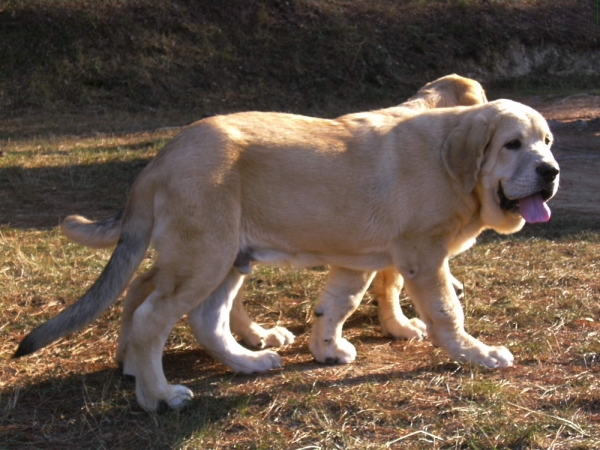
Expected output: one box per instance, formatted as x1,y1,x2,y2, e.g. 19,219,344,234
505,139,521,150
544,136,551,145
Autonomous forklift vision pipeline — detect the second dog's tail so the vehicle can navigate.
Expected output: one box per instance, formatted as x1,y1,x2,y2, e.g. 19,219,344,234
61,211,124,248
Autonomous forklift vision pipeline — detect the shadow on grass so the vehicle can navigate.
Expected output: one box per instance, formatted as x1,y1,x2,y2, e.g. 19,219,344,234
0,159,150,230
1,330,455,448
1,357,251,450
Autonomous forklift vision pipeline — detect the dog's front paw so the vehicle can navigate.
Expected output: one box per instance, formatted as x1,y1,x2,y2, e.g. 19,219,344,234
165,385,194,408
445,335,514,369
473,345,514,369
262,326,295,348
309,336,357,364
381,316,427,340
227,349,283,374
240,325,295,349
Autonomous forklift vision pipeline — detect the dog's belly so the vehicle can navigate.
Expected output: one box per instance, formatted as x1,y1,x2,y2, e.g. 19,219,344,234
249,247,391,272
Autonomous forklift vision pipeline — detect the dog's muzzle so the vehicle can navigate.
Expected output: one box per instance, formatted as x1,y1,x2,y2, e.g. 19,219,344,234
500,162,559,223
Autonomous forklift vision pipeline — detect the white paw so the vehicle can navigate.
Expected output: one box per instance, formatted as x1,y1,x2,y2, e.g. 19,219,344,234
166,385,194,409
136,383,194,411
454,344,514,369
381,317,427,340
263,326,295,348
481,345,514,369
228,349,283,374
241,326,295,349
310,336,357,364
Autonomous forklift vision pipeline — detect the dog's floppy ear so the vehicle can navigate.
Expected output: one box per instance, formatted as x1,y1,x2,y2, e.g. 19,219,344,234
442,112,495,195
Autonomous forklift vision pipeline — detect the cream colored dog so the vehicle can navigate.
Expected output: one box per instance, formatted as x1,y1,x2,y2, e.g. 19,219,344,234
14,95,559,412
59,75,488,357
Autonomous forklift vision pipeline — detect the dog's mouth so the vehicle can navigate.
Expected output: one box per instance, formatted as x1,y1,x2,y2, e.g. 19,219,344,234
498,183,553,223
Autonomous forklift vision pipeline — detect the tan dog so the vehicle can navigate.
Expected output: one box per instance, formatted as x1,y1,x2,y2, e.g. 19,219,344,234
14,97,559,412
59,75,488,357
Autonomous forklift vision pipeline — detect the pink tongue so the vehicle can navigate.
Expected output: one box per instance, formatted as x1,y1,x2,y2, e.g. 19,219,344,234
519,193,551,223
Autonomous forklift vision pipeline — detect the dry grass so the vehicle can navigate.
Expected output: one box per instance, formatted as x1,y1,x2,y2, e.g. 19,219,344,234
1,1,599,448
1,123,600,449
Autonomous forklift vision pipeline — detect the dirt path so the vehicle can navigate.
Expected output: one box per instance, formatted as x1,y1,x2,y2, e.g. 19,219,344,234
520,94,600,218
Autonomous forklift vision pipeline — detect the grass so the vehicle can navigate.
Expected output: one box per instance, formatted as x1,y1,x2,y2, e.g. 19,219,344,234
1,123,600,449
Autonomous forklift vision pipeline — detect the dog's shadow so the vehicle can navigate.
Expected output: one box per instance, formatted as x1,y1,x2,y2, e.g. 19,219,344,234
2,331,469,449
2,355,253,449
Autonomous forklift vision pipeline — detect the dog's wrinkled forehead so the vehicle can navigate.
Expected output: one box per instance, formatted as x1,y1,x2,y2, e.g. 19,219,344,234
490,100,552,142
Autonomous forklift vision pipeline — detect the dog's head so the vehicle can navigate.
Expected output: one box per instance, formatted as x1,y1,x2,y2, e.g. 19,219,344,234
442,99,559,234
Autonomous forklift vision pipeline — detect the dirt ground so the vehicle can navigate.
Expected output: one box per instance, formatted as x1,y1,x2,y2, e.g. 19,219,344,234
520,94,600,219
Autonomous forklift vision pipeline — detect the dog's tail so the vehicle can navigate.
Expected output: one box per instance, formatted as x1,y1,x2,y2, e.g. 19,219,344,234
61,211,124,248
13,187,154,358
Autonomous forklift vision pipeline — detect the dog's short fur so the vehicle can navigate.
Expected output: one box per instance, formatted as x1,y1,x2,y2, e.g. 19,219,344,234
60,75,488,354
14,92,558,411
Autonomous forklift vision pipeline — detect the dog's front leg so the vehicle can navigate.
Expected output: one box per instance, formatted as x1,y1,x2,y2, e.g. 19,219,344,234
398,248,513,369
373,268,427,339
229,286,295,349
309,267,375,364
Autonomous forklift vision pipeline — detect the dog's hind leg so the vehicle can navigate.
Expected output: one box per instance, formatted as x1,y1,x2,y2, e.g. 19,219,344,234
116,267,158,375
450,272,464,299
373,268,427,340
309,267,375,364
126,290,198,411
230,286,295,349
188,270,283,373
126,251,237,411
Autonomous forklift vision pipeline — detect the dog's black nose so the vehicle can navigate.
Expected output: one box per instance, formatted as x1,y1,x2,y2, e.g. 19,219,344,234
536,163,559,183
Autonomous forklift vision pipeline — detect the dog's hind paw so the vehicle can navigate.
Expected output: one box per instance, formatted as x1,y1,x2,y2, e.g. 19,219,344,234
262,326,295,348
482,346,514,369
